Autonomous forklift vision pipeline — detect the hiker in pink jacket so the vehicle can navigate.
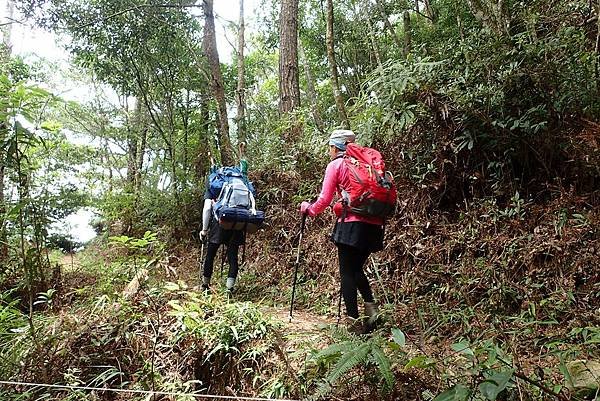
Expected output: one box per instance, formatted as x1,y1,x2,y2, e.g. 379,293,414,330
300,130,384,334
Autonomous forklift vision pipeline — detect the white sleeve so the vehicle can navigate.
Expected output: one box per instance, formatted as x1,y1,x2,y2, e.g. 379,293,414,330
202,199,212,231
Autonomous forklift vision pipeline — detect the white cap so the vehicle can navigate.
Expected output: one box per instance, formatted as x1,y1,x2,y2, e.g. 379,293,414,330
328,129,356,150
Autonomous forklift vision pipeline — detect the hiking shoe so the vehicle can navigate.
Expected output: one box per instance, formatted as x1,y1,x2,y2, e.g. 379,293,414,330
364,302,379,333
201,284,210,294
345,317,365,335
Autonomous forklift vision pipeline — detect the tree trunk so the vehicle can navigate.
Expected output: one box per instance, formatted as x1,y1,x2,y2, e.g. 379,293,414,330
123,99,142,234
466,0,507,35
203,0,234,165
195,95,212,180
182,89,190,172
0,0,14,260
423,0,436,22
374,0,403,49
126,99,140,194
367,15,385,74
457,12,466,41
326,0,350,130
300,45,325,134
104,139,113,193
403,10,411,57
278,0,301,140
236,0,247,146
136,122,146,193
595,0,600,92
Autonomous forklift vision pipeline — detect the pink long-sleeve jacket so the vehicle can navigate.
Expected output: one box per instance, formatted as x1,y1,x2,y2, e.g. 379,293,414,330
306,157,384,226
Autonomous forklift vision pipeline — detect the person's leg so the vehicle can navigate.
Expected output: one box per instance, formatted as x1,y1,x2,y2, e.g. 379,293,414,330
354,249,374,303
226,242,240,290
353,248,378,331
203,242,220,287
338,244,360,319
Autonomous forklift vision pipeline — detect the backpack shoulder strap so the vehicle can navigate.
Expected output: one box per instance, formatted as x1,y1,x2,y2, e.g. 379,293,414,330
248,189,257,215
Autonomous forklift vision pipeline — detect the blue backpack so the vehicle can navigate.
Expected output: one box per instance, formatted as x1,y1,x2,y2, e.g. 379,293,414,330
207,166,264,233
207,166,255,199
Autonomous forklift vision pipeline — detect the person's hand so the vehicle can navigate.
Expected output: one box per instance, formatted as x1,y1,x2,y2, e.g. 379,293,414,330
200,230,207,240
300,201,312,215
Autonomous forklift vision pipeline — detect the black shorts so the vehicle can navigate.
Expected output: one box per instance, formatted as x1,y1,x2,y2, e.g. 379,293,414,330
208,214,245,246
331,221,384,253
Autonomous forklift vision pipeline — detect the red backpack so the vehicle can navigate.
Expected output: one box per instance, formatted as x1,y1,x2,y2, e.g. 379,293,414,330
336,143,397,219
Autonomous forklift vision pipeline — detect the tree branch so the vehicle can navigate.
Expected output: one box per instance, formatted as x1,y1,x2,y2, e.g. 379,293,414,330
73,3,200,30
414,9,434,21
1,16,26,27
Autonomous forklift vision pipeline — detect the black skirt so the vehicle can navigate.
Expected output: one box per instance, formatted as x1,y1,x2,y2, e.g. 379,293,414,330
208,214,245,246
331,221,384,253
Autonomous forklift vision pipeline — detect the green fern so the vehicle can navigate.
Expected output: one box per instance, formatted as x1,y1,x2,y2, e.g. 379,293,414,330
312,341,353,360
326,342,371,385
310,337,395,398
369,344,394,391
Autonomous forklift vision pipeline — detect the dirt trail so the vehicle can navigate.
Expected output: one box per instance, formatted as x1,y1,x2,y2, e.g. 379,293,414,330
58,253,81,272
261,306,338,370
265,306,336,333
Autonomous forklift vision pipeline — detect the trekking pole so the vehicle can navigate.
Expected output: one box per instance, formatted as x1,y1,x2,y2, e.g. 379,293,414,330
199,238,206,280
337,288,342,325
289,213,307,321
220,244,225,278
241,237,247,270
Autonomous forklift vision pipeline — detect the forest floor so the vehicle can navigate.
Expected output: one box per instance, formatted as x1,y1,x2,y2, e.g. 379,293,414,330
58,252,81,272
7,217,597,401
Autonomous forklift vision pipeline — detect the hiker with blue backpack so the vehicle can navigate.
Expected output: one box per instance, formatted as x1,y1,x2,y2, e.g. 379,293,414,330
299,130,396,334
200,148,264,294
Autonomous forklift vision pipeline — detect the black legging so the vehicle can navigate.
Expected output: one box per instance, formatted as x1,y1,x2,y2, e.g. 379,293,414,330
203,242,240,279
337,244,374,319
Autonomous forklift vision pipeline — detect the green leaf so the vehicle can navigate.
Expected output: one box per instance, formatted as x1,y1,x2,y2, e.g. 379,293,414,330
370,345,394,392
167,300,184,311
164,282,180,292
41,120,62,132
27,86,51,98
7,201,26,218
478,370,513,400
326,342,371,385
433,384,471,401
405,355,433,369
559,354,575,387
313,342,348,360
451,341,474,357
391,328,406,347
109,235,131,244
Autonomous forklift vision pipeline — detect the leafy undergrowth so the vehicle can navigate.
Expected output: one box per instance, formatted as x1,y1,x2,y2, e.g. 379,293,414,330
239,158,600,399
2,169,599,401
1,237,428,401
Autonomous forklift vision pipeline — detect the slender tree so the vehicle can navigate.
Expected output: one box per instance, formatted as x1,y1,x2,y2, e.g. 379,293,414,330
374,0,403,49
326,0,350,129
126,99,141,194
403,10,411,57
203,0,234,165
466,0,507,34
236,0,247,146
367,14,385,74
0,0,14,260
424,0,435,21
135,111,147,194
595,0,600,89
300,44,325,134
278,0,301,140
